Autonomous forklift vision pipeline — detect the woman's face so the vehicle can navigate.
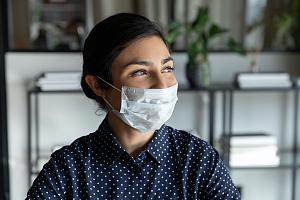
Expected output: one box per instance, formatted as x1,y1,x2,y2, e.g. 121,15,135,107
105,35,177,110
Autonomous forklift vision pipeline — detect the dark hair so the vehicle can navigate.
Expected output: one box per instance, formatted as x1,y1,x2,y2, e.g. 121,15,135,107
81,13,167,110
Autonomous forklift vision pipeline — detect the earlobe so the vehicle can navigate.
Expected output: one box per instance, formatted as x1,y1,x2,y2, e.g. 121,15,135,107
85,75,105,97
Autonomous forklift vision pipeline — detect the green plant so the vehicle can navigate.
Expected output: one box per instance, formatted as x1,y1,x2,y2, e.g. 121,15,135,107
166,7,246,65
274,0,300,48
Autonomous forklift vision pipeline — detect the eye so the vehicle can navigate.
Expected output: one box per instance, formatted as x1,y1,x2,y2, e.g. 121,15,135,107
130,69,148,77
162,66,175,73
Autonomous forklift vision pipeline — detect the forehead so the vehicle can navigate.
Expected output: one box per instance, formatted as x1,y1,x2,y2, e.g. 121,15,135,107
112,36,170,66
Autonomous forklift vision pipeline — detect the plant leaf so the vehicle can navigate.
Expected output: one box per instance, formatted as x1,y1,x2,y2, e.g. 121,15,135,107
227,37,246,55
275,14,294,41
192,7,209,31
208,23,227,39
166,21,184,45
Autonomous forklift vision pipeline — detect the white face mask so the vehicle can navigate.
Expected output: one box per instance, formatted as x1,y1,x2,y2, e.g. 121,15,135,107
97,76,178,133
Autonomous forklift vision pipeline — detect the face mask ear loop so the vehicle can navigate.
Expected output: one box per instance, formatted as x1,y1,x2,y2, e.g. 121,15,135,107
102,97,117,113
96,75,121,92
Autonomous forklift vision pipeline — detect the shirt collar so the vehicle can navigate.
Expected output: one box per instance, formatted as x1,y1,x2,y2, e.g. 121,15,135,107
95,118,171,165
95,117,127,164
146,124,170,165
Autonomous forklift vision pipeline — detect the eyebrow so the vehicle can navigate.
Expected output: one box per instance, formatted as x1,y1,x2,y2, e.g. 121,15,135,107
122,56,174,68
161,56,174,65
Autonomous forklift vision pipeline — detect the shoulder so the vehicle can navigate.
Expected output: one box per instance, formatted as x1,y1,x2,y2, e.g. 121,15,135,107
166,125,216,153
27,132,101,198
50,131,99,161
166,126,220,166
164,125,228,181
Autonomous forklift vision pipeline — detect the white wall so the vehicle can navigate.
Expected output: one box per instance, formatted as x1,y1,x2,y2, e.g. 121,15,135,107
6,52,300,200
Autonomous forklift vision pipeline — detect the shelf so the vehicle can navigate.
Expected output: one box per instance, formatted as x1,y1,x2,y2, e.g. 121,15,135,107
28,83,300,94
231,165,300,170
180,83,299,92
29,89,82,94
225,150,300,169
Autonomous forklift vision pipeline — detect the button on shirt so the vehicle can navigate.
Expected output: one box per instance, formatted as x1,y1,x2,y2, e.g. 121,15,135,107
26,118,241,199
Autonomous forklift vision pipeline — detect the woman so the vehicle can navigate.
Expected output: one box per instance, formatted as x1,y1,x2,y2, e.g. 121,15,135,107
26,13,241,199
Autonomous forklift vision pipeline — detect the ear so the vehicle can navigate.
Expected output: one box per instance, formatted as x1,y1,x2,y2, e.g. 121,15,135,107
85,75,105,97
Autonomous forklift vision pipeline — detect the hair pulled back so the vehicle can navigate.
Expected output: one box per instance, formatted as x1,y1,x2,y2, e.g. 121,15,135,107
81,13,166,110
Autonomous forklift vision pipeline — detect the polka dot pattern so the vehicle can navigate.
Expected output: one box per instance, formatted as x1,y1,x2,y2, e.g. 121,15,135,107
26,118,241,199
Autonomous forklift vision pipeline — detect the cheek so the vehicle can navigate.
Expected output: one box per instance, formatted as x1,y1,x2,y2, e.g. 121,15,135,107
111,63,124,88
167,74,178,86
105,89,122,111
118,73,130,86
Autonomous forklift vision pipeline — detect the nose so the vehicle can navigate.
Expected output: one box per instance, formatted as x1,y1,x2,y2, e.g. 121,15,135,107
151,73,168,89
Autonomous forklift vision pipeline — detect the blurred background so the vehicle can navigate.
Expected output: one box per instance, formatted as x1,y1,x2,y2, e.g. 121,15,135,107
0,0,300,200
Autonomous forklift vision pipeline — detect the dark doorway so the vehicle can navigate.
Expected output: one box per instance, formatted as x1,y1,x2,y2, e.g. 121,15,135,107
0,0,10,199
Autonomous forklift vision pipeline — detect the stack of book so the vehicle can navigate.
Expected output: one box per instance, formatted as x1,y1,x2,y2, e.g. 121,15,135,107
36,71,81,91
219,133,280,167
295,78,300,88
236,72,292,88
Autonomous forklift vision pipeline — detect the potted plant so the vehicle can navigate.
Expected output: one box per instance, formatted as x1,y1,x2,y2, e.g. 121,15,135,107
167,7,246,88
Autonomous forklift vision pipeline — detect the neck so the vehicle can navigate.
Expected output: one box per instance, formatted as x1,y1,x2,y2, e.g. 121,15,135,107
107,112,155,158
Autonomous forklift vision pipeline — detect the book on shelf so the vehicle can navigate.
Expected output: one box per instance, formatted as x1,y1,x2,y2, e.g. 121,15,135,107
35,71,82,91
294,77,300,87
230,154,280,167
37,83,81,91
235,72,292,89
40,71,81,80
219,133,280,167
229,145,280,167
220,133,277,147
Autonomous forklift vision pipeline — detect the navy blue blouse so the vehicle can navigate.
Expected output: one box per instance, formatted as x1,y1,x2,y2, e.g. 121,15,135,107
26,118,241,199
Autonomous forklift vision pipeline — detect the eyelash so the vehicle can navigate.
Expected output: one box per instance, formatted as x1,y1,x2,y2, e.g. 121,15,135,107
162,66,175,73
130,66,175,77
131,69,147,77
